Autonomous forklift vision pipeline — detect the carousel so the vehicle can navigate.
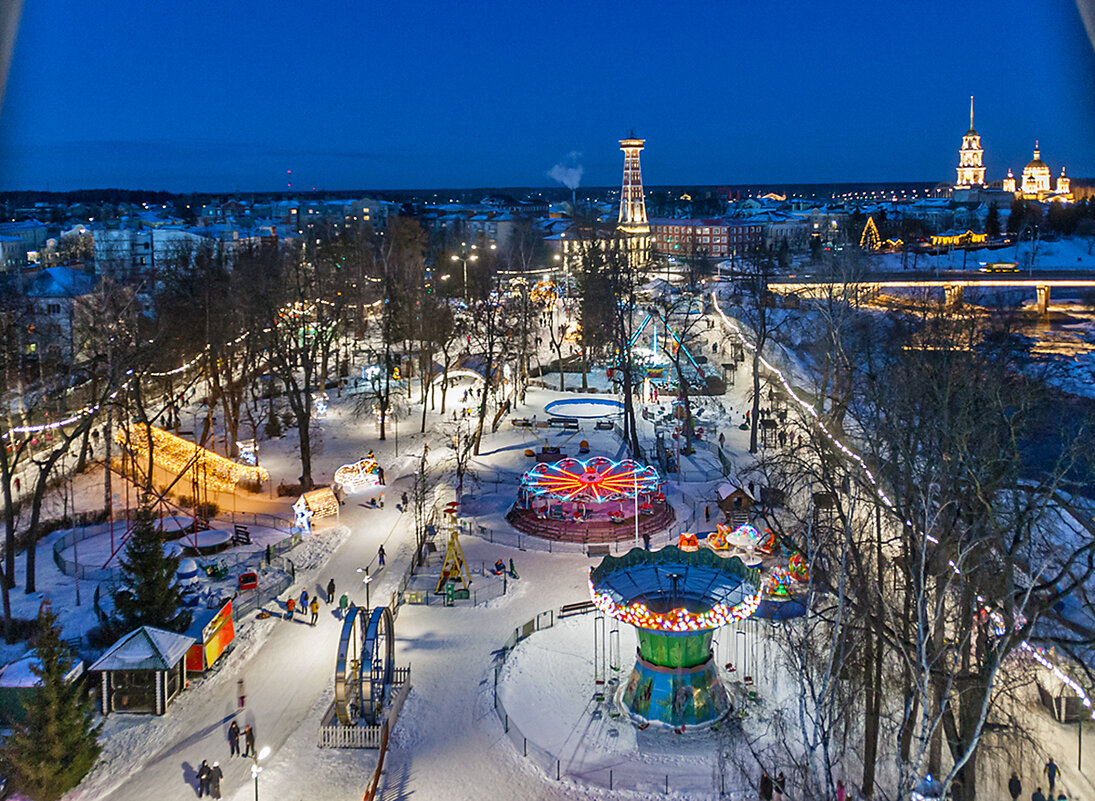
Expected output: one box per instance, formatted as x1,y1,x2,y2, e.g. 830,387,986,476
506,456,676,543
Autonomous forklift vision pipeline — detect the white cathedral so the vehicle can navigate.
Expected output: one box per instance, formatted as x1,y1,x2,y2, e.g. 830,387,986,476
953,97,1072,203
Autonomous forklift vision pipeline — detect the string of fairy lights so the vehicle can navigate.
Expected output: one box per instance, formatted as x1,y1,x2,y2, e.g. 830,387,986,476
588,573,763,632
115,424,269,492
710,291,1095,722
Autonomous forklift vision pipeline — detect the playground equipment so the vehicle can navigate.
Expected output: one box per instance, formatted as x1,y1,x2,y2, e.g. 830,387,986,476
626,313,706,380
589,546,762,728
333,605,395,725
435,526,472,594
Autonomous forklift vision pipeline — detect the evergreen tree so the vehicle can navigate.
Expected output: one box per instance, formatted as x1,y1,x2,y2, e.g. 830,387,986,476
113,500,192,633
3,605,101,800
985,203,1001,238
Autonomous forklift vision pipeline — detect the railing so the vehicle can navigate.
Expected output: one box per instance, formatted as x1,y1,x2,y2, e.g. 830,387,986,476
490,603,734,796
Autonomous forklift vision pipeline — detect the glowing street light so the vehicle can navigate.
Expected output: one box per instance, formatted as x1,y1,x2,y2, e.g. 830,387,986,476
251,745,271,801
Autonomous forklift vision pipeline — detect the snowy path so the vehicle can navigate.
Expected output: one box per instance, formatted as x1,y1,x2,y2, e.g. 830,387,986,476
90,488,412,801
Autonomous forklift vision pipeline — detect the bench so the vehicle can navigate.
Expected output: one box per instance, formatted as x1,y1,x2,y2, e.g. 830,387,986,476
559,600,596,618
594,420,614,431
587,544,612,557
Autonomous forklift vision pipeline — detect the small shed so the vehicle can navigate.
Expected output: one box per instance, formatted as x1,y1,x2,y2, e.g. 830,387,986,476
90,626,194,715
716,482,754,515
0,651,84,724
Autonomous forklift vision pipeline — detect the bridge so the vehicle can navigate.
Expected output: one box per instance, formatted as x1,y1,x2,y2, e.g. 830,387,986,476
767,270,1095,314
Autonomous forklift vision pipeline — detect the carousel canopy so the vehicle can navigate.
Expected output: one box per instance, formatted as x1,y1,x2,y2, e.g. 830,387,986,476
520,457,660,502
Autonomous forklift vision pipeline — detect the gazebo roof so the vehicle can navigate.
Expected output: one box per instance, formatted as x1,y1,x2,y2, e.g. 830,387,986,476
90,626,194,672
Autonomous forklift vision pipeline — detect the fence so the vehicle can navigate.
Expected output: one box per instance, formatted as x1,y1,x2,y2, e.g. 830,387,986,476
460,518,681,556
364,676,414,800
318,666,412,749
490,603,733,796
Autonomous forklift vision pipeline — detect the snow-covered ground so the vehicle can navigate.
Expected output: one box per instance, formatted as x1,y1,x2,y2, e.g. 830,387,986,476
0,300,1084,801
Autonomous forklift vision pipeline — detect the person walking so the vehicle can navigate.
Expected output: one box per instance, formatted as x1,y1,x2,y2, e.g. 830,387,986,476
774,771,786,801
197,760,211,798
309,595,320,626
836,779,846,801
208,762,223,799
339,592,349,618
759,769,773,801
326,578,336,604
243,724,255,758
236,678,245,709
285,596,296,621
401,491,409,509
299,587,309,613
1009,773,1022,801
1044,759,1060,795
228,720,240,757
1033,787,1047,801
378,545,386,568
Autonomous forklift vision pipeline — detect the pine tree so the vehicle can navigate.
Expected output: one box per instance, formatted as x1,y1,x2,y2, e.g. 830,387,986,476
3,605,101,800
113,500,192,634
859,216,881,251
985,203,1001,238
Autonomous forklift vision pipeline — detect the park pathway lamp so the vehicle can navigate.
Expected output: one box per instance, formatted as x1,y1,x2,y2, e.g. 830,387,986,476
451,242,479,301
251,745,270,801
357,566,373,611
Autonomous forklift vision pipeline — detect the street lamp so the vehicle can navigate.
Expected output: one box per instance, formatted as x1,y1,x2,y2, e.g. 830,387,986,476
251,745,270,801
356,566,372,611
451,243,479,301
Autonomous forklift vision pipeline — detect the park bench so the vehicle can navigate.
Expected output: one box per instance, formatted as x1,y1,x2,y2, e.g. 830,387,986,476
587,544,612,557
559,600,596,617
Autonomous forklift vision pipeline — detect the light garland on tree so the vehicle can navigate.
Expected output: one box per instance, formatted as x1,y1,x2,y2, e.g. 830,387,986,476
711,291,1095,722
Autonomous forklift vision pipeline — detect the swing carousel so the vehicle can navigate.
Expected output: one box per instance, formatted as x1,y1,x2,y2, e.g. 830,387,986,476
588,545,763,728
507,456,676,543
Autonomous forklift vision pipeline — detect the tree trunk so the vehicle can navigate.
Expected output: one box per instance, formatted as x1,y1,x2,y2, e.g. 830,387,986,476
749,350,761,453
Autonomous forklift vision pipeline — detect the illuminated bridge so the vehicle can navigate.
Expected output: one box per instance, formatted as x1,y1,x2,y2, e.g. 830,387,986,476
767,270,1095,314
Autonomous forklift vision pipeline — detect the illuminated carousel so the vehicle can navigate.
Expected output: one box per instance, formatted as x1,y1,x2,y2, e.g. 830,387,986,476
589,545,762,728
506,456,676,543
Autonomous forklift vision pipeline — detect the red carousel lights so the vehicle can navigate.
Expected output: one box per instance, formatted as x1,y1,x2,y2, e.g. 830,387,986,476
520,457,661,502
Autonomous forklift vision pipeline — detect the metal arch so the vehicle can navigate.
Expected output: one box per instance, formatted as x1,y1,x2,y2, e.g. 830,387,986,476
361,606,396,724
333,605,366,725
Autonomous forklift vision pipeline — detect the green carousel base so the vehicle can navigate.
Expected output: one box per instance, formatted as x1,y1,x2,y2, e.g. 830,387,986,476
620,651,730,728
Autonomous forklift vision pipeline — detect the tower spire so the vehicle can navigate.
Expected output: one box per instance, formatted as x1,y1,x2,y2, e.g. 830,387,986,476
969,95,974,132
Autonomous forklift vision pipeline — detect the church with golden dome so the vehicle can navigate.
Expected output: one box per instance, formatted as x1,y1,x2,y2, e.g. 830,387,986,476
952,98,1073,203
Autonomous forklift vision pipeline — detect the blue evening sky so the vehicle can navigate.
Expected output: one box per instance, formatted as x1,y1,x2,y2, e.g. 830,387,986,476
1,0,1093,191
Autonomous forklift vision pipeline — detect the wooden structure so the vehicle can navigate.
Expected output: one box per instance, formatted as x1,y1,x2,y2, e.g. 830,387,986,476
90,626,194,715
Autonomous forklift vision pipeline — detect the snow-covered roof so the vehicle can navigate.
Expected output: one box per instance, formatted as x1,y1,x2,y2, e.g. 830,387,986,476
90,626,194,672
0,650,84,688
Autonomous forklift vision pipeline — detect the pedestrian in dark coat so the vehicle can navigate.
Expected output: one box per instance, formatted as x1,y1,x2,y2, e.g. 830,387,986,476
1009,773,1022,801
236,678,245,709
378,545,386,567
1044,760,1060,795
228,720,240,757
760,770,773,801
208,763,223,799
300,588,309,612
326,578,336,603
1033,787,1047,801
243,724,255,758
774,771,786,801
197,759,210,797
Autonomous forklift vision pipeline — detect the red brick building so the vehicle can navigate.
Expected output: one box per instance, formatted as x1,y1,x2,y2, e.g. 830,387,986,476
649,218,764,260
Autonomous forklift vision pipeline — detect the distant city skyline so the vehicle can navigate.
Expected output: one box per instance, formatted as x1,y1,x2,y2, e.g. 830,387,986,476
1,0,1093,192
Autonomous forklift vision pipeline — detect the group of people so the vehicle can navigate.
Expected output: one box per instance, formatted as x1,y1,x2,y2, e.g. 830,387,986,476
1017,758,1068,801
285,587,321,625
193,721,259,797
759,769,787,801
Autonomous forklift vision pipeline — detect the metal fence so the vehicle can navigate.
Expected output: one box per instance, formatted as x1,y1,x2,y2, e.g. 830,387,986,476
490,604,738,797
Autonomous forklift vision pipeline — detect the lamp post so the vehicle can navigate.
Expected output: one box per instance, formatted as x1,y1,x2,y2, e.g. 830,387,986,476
451,242,479,302
251,745,270,801
356,566,372,611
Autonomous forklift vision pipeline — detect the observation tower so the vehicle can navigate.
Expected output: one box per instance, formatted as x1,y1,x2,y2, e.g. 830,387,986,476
589,546,762,728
